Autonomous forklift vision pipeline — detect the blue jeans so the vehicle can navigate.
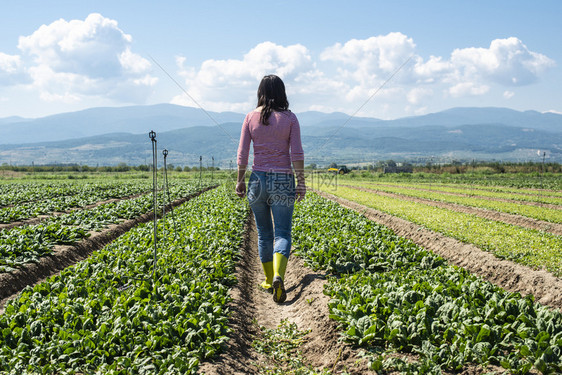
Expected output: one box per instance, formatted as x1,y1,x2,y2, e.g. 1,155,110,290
247,170,296,263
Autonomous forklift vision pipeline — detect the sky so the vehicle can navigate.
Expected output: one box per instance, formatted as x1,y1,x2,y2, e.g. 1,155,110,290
1,0,561,120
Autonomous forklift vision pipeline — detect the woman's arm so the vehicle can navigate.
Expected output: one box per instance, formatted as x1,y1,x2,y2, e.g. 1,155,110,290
292,159,306,202
289,114,306,202
236,114,251,198
236,164,247,198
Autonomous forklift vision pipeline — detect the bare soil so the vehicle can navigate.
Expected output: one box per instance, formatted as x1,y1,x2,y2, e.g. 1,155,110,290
0,186,215,312
316,190,562,311
198,214,375,375
343,185,562,236
0,171,25,178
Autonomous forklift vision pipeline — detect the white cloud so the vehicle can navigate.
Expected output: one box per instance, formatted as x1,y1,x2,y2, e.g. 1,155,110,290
0,52,27,84
173,42,314,112
413,55,451,83
448,37,554,87
407,37,555,103
169,34,554,118
320,32,417,93
19,14,128,77
407,87,433,104
16,13,156,103
119,48,152,75
448,82,490,97
503,90,515,99
4,20,554,118
309,34,552,113
308,33,420,115
0,53,22,73
321,32,415,75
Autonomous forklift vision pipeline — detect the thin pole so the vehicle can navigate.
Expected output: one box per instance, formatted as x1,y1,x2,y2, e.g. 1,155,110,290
149,131,158,282
539,152,545,191
162,149,168,246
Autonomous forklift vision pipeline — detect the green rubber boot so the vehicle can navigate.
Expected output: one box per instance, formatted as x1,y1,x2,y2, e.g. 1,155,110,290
272,253,288,303
261,261,273,291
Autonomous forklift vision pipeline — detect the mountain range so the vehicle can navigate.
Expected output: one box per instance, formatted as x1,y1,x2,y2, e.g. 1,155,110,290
0,104,560,166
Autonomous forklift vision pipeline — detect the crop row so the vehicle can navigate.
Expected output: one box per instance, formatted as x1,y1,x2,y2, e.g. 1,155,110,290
343,173,562,191
347,180,562,206
0,182,156,224
0,182,86,206
319,186,562,277
292,193,562,374
0,180,153,208
50,182,201,231
0,185,247,374
397,181,562,200
345,182,562,224
0,182,206,272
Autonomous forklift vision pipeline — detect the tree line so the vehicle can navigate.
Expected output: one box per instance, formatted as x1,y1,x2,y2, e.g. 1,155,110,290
0,163,220,173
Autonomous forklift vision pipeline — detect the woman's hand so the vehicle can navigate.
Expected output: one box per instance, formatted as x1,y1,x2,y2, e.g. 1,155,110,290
236,165,247,198
296,182,306,202
235,181,246,198
292,160,306,202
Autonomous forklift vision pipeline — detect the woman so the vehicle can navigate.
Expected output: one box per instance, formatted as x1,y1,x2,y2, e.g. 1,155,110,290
236,74,306,304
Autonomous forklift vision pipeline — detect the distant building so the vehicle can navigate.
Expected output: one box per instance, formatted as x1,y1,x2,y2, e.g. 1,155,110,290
383,163,413,173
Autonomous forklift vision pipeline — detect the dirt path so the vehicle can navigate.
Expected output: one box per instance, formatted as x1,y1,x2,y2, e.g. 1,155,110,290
317,190,562,311
0,186,215,312
343,185,562,236
198,214,374,375
349,182,562,210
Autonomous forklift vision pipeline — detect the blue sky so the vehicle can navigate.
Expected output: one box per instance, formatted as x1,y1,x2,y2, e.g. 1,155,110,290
1,0,561,119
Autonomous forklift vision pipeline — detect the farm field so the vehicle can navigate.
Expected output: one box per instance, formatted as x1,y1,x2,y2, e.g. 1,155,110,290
317,177,562,277
0,180,152,224
342,181,562,217
0,179,208,274
336,172,562,191
0,173,561,374
292,193,562,373
337,183,562,238
1,181,245,373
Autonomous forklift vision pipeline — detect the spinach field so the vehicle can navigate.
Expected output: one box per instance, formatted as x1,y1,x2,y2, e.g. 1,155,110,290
0,173,561,374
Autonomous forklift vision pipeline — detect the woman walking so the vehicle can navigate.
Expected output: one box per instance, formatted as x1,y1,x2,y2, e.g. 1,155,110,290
236,75,306,303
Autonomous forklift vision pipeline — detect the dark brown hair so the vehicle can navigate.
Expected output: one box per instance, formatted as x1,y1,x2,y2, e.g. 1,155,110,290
257,75,289,125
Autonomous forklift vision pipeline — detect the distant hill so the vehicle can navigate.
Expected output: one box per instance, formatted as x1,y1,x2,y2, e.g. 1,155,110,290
0,116,29,125
372,107,562,132
0,105,560,165
0,104,244,144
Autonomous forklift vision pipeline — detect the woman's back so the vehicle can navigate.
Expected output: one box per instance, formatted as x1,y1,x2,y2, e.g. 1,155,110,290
237,109,303,174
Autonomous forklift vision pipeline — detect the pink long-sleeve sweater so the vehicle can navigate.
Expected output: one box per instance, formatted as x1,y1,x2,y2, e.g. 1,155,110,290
237,110,304,174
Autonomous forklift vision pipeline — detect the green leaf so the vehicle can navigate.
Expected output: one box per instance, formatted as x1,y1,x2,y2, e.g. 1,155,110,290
534,357,547,373
476,324,491,343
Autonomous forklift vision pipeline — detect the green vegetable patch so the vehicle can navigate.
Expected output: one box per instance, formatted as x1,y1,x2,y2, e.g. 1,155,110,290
0,181,203,272
293,193,562,374
0,185,247,374
320,186,562,277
